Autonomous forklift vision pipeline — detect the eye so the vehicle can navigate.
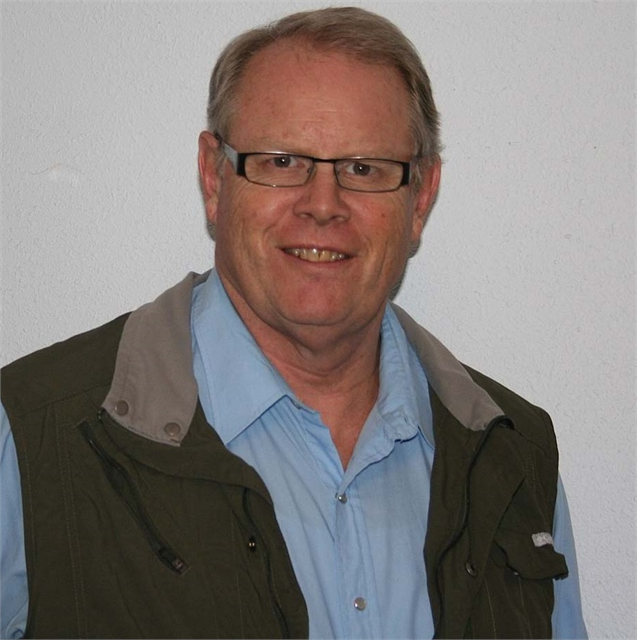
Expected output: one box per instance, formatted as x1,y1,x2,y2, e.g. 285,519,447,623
347,162,374,178
341,161,380,179
269,154,298,169
351,162,374,177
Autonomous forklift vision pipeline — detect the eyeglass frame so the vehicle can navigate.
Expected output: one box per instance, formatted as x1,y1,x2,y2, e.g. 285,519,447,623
214,134,414,193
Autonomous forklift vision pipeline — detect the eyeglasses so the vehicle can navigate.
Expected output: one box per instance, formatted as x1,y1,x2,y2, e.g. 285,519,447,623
215,135,413,193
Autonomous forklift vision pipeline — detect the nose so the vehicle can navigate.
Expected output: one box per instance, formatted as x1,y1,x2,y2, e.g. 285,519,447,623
293,161,350,224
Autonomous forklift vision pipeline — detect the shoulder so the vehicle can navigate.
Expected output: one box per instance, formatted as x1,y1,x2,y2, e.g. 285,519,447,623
464,365,557,455
390,302,556,454
1,314,130,418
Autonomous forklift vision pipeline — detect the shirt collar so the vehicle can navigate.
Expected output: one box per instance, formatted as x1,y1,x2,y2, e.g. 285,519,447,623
376,305,434,448
191,270,433,448
191,270,291,445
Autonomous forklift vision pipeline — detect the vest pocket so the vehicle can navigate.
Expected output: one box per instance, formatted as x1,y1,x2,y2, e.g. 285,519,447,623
468,528,569,638
78,419,189,575
493,528,568,580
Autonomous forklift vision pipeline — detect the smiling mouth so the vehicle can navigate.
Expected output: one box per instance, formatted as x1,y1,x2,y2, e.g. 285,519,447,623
284,248,348,263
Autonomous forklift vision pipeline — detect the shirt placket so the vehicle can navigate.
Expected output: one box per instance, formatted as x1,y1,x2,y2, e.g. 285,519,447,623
334,477,381,639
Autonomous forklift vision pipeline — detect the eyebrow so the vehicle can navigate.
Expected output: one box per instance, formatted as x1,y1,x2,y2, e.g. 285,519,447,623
243,145,408,161
232,137,402,159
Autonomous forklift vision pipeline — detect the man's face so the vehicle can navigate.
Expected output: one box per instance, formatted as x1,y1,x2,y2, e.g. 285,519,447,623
199,42,440,347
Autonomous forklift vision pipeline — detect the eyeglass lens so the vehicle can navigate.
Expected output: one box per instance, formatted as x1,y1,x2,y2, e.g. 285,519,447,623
244,153,405,192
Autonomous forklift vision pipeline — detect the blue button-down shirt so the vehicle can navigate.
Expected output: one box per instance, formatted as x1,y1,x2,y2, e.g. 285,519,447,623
1,271,587,638
192,272,436,639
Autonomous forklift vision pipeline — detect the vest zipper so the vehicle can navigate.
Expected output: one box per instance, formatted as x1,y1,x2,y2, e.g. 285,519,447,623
79,419,189,575
432,415,512,639
242,489,290,639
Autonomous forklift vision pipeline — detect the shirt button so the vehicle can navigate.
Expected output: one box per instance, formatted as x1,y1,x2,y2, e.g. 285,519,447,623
336,493,348,504
247,536,257,552
114,400,129,416
164,422,181,439
353,597,367,611
465,561,478,577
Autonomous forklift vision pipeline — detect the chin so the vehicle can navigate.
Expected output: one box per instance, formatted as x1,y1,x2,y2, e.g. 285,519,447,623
279,309,346,328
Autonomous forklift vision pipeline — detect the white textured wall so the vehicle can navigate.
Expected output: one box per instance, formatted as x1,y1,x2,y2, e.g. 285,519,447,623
2,2,635,638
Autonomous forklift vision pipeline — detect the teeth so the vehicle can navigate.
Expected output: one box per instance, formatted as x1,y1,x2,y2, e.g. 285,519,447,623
285,248,347,262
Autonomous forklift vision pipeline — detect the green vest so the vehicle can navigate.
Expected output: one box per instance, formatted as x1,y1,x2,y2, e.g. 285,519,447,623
2,273,568,639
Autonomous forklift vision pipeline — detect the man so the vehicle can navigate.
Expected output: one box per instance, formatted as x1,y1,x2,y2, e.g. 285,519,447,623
1,7,586,639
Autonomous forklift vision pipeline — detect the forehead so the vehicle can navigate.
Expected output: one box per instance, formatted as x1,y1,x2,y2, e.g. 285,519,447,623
230,41,413,155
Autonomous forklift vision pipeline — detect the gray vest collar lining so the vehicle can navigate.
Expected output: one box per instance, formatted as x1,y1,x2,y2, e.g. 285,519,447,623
103,272,504,446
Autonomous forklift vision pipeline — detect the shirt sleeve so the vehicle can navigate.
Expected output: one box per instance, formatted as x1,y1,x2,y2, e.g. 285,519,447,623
551,474,588,639
0,402,28,639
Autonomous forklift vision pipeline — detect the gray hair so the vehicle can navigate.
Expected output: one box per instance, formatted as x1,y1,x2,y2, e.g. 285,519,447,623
207,6,441,166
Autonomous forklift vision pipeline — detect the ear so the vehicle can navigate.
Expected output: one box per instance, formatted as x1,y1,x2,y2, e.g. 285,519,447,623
410,156,441,242
198,131,222,225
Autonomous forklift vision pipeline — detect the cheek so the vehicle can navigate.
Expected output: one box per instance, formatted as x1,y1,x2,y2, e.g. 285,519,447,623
381,205,415,251
214,184,256,238
215,187,288,254
362,210,413,282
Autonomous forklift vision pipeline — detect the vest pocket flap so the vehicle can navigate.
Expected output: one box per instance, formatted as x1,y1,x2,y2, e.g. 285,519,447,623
494,529,569,580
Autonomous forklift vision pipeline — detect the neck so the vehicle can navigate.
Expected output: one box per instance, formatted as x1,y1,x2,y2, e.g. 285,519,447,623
263,324,383,468
265,324,382,411
222,280,386,467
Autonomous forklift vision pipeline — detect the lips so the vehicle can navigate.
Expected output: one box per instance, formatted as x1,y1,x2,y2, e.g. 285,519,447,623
283,247,348,263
